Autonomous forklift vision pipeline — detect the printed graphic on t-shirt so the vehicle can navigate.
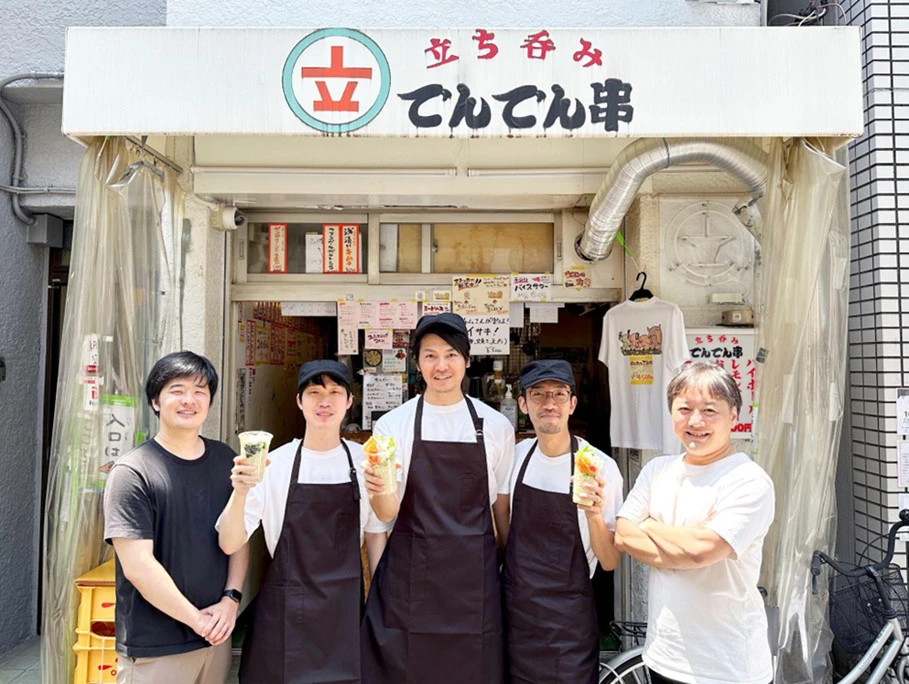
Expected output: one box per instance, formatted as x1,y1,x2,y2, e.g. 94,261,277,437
619,325,662,385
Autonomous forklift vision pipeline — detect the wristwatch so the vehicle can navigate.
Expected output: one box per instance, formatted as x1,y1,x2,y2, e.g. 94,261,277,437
222,589,242,604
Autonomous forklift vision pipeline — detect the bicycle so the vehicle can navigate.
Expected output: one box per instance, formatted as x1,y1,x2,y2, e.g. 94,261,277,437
598,621,648,683
811,509,909,683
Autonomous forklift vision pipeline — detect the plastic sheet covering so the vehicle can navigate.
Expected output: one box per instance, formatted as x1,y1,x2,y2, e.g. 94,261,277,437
40,137,184,683
753,138,850,683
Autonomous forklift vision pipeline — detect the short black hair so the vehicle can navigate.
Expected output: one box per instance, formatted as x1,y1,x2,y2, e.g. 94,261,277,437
297,373,352,398
145,351,218,416
413,326,471,362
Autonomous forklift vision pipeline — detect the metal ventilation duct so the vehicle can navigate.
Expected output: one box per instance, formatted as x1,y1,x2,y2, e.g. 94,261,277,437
576,138,769,261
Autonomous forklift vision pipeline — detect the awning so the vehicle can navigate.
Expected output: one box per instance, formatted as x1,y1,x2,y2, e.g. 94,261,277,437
62,27,863,139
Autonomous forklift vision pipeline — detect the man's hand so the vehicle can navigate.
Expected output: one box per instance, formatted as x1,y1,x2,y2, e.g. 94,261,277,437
190,608,218,641
574,474,607,517
362,461,401,497
199,597,239,646
230,455,269,495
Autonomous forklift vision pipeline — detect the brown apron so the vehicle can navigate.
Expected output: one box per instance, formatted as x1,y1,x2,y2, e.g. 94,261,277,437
360,396,504,684
239,440,363,684
502,436,599,684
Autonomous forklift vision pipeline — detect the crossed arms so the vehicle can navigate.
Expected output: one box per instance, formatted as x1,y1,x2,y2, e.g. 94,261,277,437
614,516,734,570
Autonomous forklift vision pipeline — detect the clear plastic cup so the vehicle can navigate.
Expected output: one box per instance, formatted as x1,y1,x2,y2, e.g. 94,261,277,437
238,430,273,481
572,448,604,506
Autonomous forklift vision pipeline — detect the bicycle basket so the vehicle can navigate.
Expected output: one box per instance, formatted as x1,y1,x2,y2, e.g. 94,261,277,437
827,563,909,654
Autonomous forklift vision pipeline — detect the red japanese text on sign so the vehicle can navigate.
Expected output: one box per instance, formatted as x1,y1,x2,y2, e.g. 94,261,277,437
522,30,556,60
472,29,498,59
573,39,603,67
425,38,458,68
300,45,373,113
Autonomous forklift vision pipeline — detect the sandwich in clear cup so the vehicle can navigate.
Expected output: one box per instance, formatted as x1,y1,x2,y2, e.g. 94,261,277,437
572,444,604,506
238,430,273,481
363,434,397,494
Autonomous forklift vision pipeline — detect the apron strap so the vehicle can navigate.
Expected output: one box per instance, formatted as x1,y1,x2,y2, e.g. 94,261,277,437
414,394,485,445
464,396,485,447
414,395,425,443
288,439,304,495
515,440,537,487
568,435,579,499
340,440,361,501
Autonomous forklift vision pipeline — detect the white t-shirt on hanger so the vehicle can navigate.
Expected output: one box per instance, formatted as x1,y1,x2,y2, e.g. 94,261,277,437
598,297,689,452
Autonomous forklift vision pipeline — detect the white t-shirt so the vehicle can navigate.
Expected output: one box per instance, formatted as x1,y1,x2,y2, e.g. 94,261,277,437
215,438,386,556
372,395,515,531
509,437,623,577
618,452,775,684
598,297,689,452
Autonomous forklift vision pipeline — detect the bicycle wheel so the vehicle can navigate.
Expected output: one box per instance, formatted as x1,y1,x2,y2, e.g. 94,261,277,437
600,654,653,684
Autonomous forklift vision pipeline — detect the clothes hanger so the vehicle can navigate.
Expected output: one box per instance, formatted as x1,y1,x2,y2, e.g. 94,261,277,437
629,271,654,302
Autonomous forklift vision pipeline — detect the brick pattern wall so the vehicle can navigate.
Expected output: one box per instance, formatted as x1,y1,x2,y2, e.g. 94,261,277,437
845,0,909,565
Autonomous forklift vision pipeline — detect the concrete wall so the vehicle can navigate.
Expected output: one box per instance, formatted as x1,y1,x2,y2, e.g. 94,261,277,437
166,0,760,28
0,0,166,657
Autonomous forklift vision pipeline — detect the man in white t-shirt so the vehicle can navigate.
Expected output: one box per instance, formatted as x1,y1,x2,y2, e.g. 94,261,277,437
217,360,387,683
360,312,514,683
615,361,775,684
502,359,622,684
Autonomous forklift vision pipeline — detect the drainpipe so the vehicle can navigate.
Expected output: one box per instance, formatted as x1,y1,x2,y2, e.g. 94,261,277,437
575,138,769,261
0,72,69,225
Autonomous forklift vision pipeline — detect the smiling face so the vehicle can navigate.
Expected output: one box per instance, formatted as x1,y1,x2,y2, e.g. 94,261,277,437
518,380,576,436
671,386,738,463
296,376,352,431
151,375,211,432
415,333,468,403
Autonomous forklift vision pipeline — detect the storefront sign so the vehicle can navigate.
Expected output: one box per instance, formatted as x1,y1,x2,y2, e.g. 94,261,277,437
64,28,863,138
267,223,288,273
511,273,551,302
452,275,510,316
686,328,755,435
465,315,510,355
101,394,136,467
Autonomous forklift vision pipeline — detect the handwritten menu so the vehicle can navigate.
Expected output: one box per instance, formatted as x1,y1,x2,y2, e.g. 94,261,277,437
510,273,551,302
267,223,287,273
363,373,404,430
358,301,379,328
465,315,510,355
564,264,591,290
396,301,418,328
365,329,394,350
337,300,359,355
452,275,510,315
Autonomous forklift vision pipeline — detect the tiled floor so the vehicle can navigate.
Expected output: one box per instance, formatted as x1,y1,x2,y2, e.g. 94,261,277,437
0,639,240,683
0,638,39,684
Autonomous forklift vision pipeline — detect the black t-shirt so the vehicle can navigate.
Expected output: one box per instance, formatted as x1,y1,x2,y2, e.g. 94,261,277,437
102,437,235,657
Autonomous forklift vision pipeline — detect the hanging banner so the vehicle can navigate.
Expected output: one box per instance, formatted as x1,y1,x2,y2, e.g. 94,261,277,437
686,328,756,435
465,314,510,355
323,223,361,273
267,223,288,273
322,224,341,273
511,273,552,302
452,274,510,315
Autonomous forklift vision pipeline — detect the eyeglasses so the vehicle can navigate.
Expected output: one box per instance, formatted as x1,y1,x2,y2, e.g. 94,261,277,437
527,389,572,405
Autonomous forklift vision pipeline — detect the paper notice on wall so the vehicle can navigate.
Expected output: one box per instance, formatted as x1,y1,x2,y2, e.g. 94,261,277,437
365,329,394,350
377,302,397,328
324,223,361,273
341,224,361,273
899,442,909,488
358,301,379,329
281,301,337,316
511,273,552,302
465,315,510,355
564,265,591,290
686,329,756,434
898,389,909,436
509,302,524,328
528,303,562,323
362,373,404,430
82,333,99,375
382,348,407,373
337,300,359,355
101,395,136,464
433,290,451,302
82,378,100,412
422,301,450,316
235,369,248,433
452,275,510,315
396,301,418,328
268,223,288,273
322,224,341,273
245,321,256,367
305,233,323,273
255,323,270,365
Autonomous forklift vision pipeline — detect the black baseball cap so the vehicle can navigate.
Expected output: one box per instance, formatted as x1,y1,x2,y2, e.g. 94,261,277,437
412,312,469,347
297,359,352,392
519,360,576,391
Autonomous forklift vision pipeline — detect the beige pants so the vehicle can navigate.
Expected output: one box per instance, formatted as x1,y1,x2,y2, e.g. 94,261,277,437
116,641,231,684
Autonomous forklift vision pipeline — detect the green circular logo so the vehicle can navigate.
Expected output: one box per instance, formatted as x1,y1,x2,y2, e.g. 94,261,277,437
282,28,391,133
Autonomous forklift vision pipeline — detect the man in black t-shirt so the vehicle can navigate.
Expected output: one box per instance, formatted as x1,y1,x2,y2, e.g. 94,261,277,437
103,351,248,684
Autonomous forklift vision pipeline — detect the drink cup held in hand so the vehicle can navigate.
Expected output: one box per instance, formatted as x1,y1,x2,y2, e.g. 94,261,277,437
572,445,604,506
363,435,397,494
238,430,273,481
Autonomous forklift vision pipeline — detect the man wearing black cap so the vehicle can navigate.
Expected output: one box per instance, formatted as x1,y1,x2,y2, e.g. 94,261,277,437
502,359,623,684
361,312,515,684
217,359,387,683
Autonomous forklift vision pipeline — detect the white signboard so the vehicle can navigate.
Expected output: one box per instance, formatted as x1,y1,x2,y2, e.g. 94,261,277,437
63,27,863,138
686,328,755,435
363,373,404,429
465,315,509,355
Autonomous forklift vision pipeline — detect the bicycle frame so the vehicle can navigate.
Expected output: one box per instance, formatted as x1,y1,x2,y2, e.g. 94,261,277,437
599,646,644,682
836,617,906,684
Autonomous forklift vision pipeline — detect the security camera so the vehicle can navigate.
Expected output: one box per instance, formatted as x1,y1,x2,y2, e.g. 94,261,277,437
218,206,246,231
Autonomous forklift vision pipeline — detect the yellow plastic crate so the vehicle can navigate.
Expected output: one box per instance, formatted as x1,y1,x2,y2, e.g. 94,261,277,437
74,560,117,684
73,640,118,684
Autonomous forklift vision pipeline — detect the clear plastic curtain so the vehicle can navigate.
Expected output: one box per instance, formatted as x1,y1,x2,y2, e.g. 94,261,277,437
754,138,850,683
40,137,183,683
